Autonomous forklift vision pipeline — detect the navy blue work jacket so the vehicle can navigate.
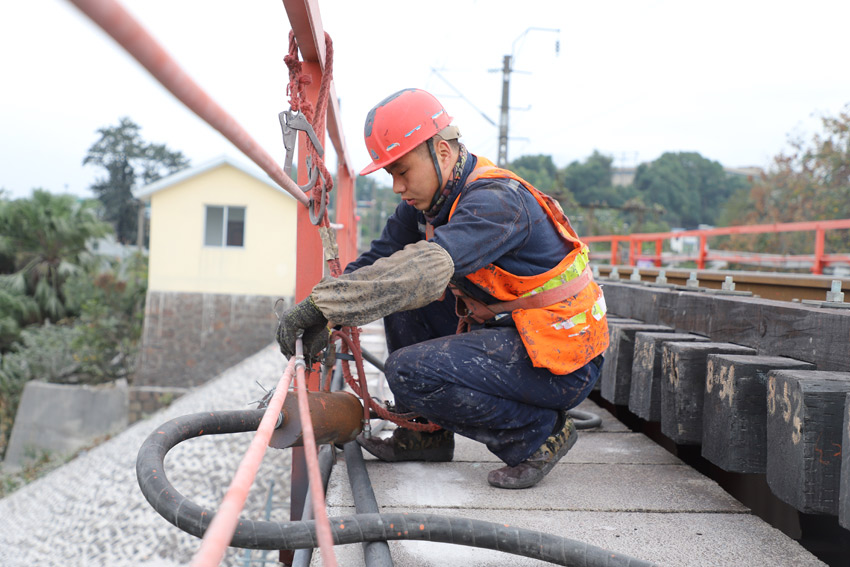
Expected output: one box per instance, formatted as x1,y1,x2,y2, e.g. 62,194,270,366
346,153,570,300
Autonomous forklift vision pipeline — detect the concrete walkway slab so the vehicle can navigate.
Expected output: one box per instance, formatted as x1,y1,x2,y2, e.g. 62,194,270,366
327,460,747,513
316,396,826,566
449,431,684,465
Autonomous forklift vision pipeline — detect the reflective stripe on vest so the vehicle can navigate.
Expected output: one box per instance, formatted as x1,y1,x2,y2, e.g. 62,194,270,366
432,157,609,375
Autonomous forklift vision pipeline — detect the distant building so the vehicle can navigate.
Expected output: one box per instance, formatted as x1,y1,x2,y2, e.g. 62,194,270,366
89,233,143,261
669,228,701,255
133,156,297,388
724,166,763,180
611,167,637,187
611,165,763,187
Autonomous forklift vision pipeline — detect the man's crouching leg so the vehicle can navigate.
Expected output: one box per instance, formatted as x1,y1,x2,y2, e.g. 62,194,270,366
487,411,577,489
358,330,458,462
358,426,454,462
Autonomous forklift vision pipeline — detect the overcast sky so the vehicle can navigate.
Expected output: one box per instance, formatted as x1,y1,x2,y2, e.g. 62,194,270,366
2,0,849,200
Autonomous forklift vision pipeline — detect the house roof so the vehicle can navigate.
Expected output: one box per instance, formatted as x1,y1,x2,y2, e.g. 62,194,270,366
133,155,296,201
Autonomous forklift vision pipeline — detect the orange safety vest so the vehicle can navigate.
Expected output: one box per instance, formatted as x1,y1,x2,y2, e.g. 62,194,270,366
429,157,609,375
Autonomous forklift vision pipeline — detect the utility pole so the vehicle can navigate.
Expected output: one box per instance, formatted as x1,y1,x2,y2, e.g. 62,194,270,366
497,54,512,167
495,27,560,167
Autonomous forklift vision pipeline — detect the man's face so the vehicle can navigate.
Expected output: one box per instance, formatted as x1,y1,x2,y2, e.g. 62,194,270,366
384,147,440,211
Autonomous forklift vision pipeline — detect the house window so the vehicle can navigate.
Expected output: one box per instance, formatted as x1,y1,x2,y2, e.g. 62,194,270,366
204,205,245,247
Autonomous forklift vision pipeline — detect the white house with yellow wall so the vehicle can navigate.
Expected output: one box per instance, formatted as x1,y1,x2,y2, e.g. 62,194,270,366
133,155,297,388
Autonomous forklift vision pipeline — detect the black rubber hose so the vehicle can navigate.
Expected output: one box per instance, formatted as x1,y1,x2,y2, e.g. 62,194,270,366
290,444,336,567
359,346,386,373
343,441,394,567
568,408,603,430
136,410,658,566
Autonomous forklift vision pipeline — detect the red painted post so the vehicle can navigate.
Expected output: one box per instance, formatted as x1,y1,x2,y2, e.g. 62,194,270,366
335,163,357,267
655,239,662,267
813,228,825,275
698,235,707,270
628,238,636,266
610,239,618,266
294,62,326,303
288,61,324,566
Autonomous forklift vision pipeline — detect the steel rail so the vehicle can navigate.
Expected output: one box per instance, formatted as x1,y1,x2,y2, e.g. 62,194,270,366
596,266,850,303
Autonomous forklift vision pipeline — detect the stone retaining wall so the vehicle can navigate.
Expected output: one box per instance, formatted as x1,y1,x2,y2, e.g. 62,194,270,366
135,291,287,388
3,380,128,472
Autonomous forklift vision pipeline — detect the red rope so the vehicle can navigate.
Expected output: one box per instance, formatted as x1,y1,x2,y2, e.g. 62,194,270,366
285,32,338,277
333,330,442,433
285,31,435,432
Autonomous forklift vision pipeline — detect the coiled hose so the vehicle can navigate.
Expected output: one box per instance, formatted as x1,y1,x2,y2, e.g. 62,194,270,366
136,409,657,566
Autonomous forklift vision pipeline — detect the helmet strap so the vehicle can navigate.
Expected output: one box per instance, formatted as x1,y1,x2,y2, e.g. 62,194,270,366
426,138,444,210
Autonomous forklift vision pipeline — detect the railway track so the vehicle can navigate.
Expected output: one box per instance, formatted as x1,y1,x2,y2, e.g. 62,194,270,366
595,265,850,303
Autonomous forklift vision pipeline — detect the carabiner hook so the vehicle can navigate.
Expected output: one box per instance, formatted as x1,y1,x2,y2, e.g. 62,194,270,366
299,156,320,192
308,175,328,225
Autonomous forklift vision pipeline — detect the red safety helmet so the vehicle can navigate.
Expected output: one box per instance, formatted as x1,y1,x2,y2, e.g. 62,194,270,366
359,88,453,176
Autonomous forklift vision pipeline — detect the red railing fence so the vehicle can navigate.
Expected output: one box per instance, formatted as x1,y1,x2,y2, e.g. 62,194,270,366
583,219,850,275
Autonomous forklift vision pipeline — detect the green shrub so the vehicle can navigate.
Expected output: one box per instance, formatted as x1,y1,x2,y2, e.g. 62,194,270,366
63,253,147,384
0,323,79,459
0,254,147,462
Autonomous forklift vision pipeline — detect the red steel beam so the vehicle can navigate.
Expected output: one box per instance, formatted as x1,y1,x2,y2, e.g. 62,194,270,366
280,4,358,565
293,60,326,303
287,61,323,567
282,0,354,176
283,0,358,268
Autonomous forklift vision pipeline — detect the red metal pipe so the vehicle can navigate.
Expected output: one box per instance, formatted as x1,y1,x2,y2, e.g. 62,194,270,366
631,218,850,241
293,342,337,567
67,0,310,207
583,219,850,243
189,359,295,567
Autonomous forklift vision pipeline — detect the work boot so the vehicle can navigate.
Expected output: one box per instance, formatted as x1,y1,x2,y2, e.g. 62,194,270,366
487,412,577,489
357,426,454,462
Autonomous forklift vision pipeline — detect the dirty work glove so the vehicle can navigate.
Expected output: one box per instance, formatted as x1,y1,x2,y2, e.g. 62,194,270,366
312,240,454,327
276,296,329,364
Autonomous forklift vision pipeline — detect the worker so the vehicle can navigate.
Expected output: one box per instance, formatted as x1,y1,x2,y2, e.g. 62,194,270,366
277,88,608,489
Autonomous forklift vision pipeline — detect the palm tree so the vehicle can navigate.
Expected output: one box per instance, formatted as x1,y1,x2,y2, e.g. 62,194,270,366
0,287,39,351
0,190,111,323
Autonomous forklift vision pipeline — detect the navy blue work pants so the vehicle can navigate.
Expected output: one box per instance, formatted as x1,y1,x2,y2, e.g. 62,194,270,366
382,294,601,466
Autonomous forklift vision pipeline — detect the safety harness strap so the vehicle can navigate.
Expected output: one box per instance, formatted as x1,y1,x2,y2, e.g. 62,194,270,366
451,266,592,327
